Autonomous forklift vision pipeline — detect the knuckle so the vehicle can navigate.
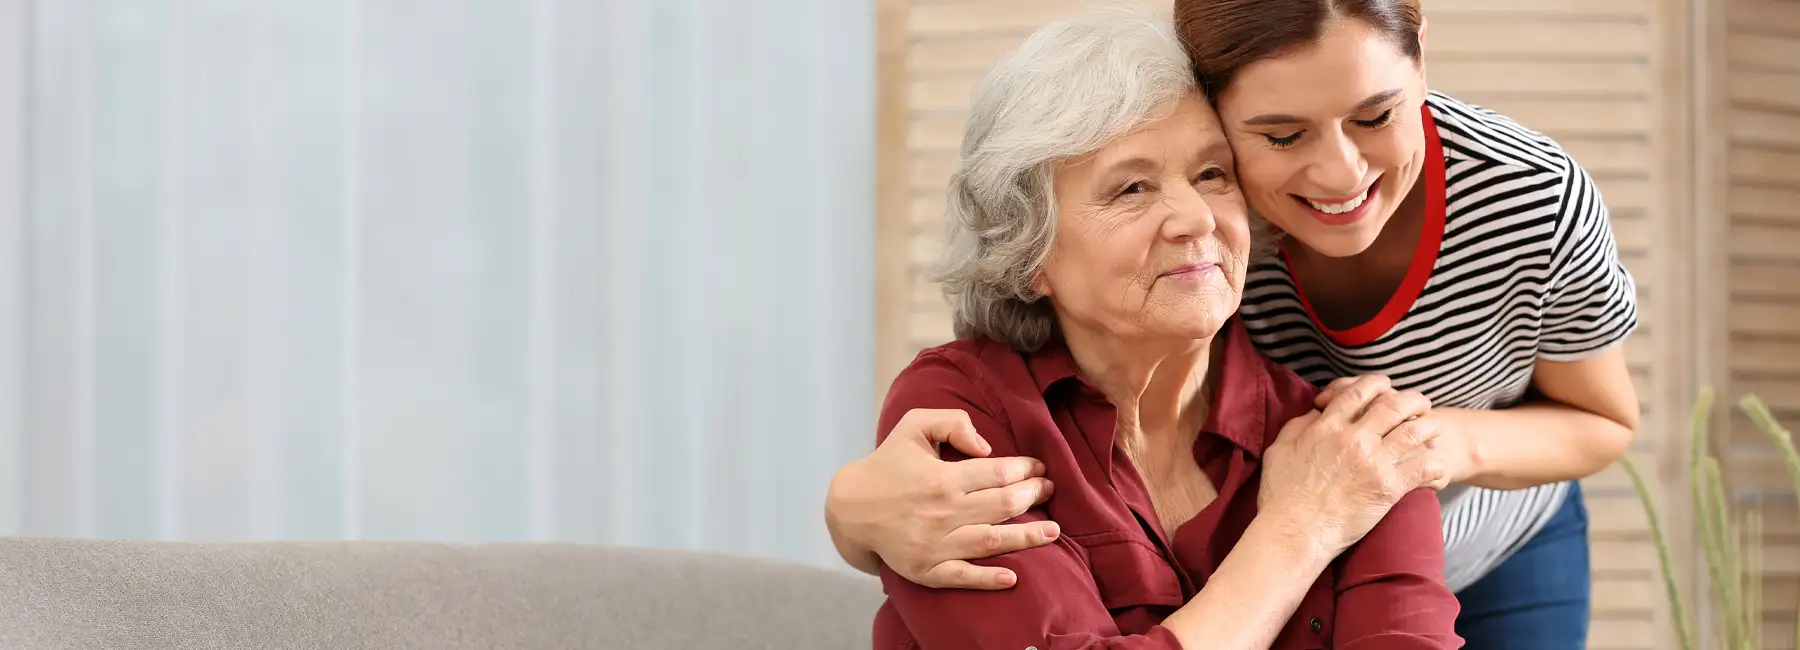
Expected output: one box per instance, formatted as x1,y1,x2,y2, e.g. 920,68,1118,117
952,564,975,584
993,461,1016,485
980,527,1005,554
996,489,1022,514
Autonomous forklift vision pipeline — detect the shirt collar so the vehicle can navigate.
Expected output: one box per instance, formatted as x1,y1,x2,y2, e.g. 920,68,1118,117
1025,316,1270,456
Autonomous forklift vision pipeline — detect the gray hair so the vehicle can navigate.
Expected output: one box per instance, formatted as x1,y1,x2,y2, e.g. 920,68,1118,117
932,8,1199,352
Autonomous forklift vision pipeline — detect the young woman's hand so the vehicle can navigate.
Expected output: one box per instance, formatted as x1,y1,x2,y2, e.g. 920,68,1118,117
824,408,1061,589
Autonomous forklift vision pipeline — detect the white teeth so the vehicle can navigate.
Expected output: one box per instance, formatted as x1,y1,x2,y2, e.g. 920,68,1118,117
1304,188,1369,215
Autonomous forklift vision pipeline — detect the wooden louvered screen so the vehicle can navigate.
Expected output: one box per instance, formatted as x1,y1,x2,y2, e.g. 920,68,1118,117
1714,1,1800,648
872,1,1706,648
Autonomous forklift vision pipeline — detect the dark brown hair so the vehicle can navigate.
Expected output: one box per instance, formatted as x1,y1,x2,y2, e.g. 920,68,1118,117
1174,0,1423,99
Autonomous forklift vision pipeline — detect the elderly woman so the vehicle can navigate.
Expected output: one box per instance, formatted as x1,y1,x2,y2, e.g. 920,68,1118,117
870,11,1460,650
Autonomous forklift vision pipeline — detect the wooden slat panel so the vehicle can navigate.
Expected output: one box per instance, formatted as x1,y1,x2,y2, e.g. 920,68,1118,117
1733,147,1800,187
1735,186,1800,223
1731,33,1800,73
1731,261,1800,301
912,36,1029,76
1422,0,1649,17
1455,98,1651,136
911,114,963,153
1561,137,1654,177
1729,0,1800,38
1626,332,1655,372
1590,618,1657,649
1613,212,1652,255
909,303,955,344
910,228,944,269
1731,222,1800,264
1730,109,1800,152
1427,19,1650,59
911,77,980,112
1594,577,1660,612
1736,377,1800,413
913,153,956,192
1733,339,1800,378
910,193,944,229
1734,303,1800,339
1592,538,1658,574
1732,70,1800,112
1432,61,1650,97
1591,494,1651,538
909,0,1171,37
1599,178,1652,212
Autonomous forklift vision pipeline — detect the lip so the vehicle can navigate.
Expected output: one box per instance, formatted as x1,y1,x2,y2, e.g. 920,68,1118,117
1292,176,1382,227
1158,262,1219,282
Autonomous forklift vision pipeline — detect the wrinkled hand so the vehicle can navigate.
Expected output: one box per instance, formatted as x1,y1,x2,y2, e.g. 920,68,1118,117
1316,377,1471,490
825,408,1061,590
1258,375,1446,555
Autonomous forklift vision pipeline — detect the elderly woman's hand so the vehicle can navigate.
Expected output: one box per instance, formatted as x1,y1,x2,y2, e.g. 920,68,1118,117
1257,375,1446,556
825,408,1061,590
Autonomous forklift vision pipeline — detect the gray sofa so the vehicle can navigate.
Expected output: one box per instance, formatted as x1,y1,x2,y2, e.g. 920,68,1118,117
0,537,884,649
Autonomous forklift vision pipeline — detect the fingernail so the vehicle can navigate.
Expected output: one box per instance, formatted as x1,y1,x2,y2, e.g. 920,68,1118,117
997,571,1017,587
1041,521,1060,539
979,440,992,454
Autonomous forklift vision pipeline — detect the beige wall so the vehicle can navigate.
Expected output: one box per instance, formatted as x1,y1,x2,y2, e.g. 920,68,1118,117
874,1,1798,649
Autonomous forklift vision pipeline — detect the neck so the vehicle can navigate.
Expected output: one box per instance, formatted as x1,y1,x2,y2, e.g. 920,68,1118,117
1060,321,1222,438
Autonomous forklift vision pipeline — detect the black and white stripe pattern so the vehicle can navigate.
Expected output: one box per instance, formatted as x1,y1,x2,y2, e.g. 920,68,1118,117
1239,92,1639,592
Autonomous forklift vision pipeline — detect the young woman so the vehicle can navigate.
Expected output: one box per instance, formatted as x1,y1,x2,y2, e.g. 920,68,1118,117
825,2,1640,649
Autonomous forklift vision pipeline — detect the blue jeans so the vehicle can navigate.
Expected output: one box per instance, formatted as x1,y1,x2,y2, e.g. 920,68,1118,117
1453,482,1591,650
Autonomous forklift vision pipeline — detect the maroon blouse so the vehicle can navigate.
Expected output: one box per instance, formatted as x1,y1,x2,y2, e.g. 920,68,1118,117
871,317,1462,650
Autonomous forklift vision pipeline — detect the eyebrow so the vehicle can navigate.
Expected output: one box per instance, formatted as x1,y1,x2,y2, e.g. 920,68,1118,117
1094,156,1158,180
1240,88,1406,127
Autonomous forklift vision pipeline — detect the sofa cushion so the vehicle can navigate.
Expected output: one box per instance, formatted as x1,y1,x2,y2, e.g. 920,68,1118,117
0,538,882,649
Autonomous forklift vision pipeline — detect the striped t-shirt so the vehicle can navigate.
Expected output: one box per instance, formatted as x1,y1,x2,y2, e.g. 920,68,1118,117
1237,91,1639,592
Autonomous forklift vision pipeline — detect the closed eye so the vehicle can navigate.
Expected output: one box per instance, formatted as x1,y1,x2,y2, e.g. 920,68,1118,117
1353,109,1393,128
1263,132,1301,148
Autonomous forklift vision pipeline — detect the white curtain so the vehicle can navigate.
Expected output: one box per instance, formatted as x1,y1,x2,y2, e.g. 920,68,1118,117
0,0,875,568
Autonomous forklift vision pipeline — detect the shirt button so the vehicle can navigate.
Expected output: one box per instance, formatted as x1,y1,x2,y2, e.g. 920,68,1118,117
1309,617,1324,633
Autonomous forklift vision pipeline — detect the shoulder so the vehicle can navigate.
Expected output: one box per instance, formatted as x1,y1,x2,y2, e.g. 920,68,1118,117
1426,91,1575,180
1428,92,1603,246
879,338,1035,445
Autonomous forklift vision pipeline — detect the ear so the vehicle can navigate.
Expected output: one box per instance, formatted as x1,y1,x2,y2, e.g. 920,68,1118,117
1414,17,1429,83
1030,268,1053,298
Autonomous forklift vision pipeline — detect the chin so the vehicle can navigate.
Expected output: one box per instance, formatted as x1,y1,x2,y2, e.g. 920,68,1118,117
1293,225,1383,258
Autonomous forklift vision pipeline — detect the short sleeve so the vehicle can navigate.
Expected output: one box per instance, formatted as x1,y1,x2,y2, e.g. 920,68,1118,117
1538,157,1639,362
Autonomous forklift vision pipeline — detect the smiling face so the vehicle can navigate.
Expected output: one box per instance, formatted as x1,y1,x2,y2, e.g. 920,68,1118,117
1034,93,1251,343
1213,17,1429,258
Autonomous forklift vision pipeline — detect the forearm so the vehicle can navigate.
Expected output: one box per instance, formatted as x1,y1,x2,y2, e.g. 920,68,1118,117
824,470,883,575
1445,401,1635,491
1160,513,1337,650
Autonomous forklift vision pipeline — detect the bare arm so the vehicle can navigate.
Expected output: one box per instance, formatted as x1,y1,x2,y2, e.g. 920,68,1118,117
1440,345,1639,490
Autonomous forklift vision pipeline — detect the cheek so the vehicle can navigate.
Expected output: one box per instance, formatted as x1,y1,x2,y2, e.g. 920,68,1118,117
1206,195,1253,255
1363,128,1421,171
1234,149,1298,203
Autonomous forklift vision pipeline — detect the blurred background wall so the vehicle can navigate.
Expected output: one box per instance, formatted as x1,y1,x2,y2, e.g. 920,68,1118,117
0,0,876,567
872,1,1799,649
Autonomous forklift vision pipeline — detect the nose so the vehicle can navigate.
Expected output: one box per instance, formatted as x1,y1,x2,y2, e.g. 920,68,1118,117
1161,181,1216,242
1304,128,1368,195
